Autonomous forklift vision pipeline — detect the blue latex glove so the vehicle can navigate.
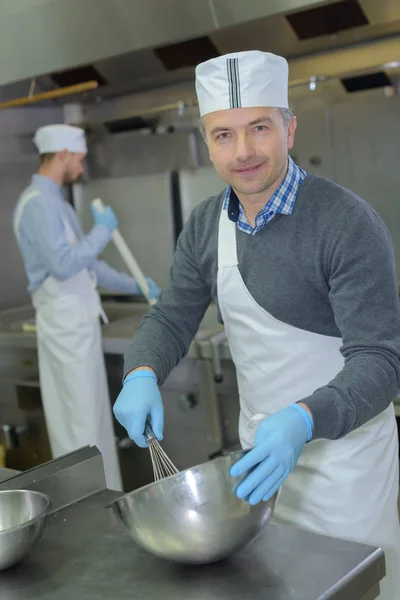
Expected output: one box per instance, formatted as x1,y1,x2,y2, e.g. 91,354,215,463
230,404,314,505
91,204,118,232
134,277,161,300
113,371,164,448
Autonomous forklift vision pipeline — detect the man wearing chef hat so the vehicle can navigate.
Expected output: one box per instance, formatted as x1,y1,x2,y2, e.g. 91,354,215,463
113,51,400,596
13,124,160,491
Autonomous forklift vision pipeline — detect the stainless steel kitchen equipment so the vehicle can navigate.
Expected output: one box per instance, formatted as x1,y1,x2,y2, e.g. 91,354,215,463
91,197,157,306
0,302,231,490
0,447,386,599
145,421,179,480
0,468,19,484
0,489,50,570
108,450,277,565
73,173,176,289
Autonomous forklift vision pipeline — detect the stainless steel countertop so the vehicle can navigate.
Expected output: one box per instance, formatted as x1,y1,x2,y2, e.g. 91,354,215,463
1,301,400,412
0,468,19,484
0,487,384,600
0,448,384,600
0,301,225,359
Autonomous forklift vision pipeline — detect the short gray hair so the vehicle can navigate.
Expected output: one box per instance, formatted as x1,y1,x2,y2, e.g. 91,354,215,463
199,118,206,139
278,107,295,128
199,107,294,139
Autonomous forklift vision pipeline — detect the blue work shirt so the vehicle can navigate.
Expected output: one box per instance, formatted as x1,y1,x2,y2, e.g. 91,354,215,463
13,174,136,294
223,156,307,235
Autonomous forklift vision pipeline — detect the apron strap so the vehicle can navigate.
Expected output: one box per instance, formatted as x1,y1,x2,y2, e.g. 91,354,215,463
14,189,41,241
218,203,239,268
61,216,109,325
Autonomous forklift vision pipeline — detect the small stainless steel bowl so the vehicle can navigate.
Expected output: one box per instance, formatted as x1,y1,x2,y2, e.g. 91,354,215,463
108,450,277,564
0,489,51,570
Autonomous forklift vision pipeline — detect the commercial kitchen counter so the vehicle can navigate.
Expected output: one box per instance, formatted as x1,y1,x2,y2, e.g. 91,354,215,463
0,467,19,484
1,300,400,418
0,300,234,478
0,300,225,358
0,449,385,600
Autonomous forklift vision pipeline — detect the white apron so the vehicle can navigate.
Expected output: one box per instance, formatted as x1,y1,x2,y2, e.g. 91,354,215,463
14,190,122,491
217,205,400,599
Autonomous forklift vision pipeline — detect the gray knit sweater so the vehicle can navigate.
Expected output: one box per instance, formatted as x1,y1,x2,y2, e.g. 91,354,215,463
124,174,400,440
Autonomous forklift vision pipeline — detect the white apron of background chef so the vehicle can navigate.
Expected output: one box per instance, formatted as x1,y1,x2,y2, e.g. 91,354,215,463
217,204,400,599
14,189,122,491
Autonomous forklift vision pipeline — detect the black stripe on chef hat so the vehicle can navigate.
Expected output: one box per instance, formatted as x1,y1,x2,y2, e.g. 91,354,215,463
227,58,242,109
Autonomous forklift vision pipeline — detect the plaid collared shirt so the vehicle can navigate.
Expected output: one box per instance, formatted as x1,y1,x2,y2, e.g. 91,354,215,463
223,156,306,235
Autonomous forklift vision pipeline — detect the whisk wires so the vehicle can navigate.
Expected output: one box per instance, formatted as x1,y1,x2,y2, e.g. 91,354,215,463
145,421,179,481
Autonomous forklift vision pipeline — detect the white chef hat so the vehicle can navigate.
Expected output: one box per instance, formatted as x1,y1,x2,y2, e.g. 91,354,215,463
33,124,87,154
195,50,289,117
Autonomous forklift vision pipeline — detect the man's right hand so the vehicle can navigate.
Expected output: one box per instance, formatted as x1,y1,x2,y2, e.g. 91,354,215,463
113,371,164,448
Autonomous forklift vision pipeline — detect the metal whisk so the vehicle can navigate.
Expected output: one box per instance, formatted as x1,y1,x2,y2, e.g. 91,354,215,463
145,421,179,481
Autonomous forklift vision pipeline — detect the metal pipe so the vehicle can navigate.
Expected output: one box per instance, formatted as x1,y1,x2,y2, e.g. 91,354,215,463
92,60,400,125
0,80,99,110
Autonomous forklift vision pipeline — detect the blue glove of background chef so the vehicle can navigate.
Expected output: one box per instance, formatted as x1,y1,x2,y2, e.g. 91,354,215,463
91,204,118,232
113,370,164,448
134,278,161,301
230,404,314,505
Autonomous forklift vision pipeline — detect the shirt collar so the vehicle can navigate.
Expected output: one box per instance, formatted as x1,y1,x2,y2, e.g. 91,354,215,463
32,174,63,198
223,156,306,228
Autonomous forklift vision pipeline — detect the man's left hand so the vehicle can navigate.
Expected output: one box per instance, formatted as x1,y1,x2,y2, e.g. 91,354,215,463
230,404,314,505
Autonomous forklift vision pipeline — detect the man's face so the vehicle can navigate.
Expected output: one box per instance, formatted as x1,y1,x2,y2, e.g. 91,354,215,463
203,106,296,198
63,152,86,184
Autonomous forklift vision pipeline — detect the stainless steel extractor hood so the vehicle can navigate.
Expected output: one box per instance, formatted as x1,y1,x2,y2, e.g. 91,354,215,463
0,0,334,86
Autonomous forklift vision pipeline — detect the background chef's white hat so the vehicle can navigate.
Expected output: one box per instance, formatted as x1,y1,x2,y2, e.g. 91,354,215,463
33,124,87,154
195,50,289,117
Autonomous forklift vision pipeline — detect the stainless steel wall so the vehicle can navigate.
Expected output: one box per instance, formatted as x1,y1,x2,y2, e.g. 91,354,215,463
85,129,209,179
0,153,37,310
179,166,226,224
73,128,211,288
331,94,400,270
294,92,400,273
73,172,176,289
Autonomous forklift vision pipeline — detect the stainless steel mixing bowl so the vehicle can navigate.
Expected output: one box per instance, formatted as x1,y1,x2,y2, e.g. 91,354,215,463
0,489,51,570
108,450,277,564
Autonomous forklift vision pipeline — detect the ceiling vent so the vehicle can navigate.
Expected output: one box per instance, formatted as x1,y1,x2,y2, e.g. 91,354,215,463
341,71,392,92
49,65,107,88
154,36,219,71
286,0,369,40
104,116,158,134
